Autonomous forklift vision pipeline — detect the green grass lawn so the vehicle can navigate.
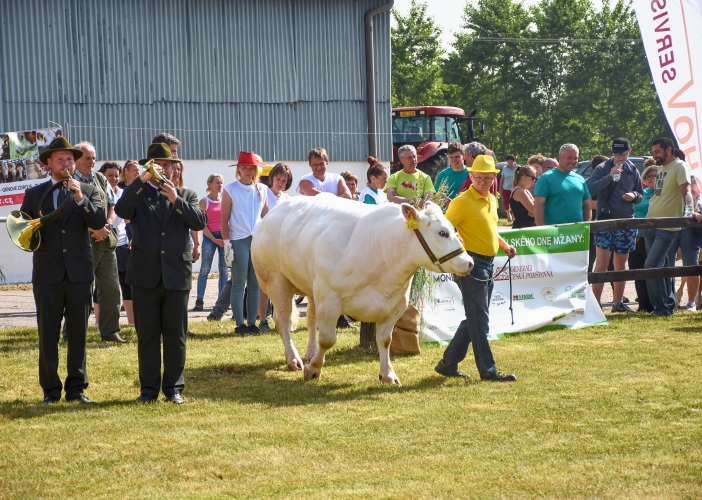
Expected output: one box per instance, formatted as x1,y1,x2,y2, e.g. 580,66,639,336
1,314,701,499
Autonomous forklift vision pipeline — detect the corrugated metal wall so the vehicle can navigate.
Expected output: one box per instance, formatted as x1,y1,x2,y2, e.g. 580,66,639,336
0,0,392,161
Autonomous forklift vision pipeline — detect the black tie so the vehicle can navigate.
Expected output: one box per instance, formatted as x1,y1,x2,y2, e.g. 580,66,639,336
159,190,168,218
57,185,68,207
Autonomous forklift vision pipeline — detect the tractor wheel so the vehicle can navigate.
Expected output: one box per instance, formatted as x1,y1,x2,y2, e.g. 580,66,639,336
418,150,447,182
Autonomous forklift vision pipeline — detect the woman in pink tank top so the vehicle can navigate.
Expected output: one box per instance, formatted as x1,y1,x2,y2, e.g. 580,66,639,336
195,174,228,310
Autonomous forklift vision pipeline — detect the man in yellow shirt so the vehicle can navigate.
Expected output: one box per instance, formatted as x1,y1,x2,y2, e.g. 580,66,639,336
435,155,518,382
386,145,435,206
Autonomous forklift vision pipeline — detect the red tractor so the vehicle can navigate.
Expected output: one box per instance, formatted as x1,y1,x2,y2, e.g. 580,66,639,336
391,106,484,180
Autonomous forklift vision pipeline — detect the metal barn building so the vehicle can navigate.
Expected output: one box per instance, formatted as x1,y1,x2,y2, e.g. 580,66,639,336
0,0,393,162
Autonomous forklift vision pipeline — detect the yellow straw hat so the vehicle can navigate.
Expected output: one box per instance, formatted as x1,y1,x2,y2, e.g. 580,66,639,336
468,154,500,174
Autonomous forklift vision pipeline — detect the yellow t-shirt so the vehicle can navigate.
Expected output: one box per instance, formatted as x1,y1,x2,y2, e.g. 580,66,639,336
647,158,691,231
385,170,435,199
445,185,498,256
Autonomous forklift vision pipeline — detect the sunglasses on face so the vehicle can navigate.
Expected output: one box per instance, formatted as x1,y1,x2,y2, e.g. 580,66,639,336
472,176,494,183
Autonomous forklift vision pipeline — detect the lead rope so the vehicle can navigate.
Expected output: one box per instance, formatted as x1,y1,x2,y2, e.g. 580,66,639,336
469,257,515,325
509,257,514,325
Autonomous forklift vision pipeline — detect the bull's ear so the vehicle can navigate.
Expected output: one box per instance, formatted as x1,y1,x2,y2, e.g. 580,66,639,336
401,203,420,223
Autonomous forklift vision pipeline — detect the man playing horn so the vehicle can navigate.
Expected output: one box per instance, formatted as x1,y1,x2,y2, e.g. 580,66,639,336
115,143,207,405
19,137,106,405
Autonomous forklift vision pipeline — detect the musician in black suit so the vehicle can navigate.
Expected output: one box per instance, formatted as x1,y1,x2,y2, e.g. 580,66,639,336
20,137,106,405
115,143,207,404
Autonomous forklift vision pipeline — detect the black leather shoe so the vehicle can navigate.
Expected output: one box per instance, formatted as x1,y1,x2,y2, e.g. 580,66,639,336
482,371,517,382
193,299,204,311
336,315,358,329
41,396,60,406
247,324,262,335
66,394,97,405
186,330,196,339
434,360,470,379
166,393,184,405
103,332,129,344
234,324,249,335
207,313,220,321
136,394,158,403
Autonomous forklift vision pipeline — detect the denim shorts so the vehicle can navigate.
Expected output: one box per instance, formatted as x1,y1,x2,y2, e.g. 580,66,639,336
594,229,637,254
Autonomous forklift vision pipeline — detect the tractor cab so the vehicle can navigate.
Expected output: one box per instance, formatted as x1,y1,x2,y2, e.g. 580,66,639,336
391,106,485,180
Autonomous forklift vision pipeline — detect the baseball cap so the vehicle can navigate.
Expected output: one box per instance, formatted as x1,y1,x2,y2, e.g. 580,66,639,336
611,138,632,153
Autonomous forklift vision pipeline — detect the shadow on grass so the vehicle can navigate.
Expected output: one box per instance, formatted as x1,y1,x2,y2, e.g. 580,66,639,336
670,326,702,333
0,397,185,420
0,328,137,352
185,359,450,407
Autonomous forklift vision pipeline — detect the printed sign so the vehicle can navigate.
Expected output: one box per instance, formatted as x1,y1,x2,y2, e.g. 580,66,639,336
0,127,62,205
420,223,607,342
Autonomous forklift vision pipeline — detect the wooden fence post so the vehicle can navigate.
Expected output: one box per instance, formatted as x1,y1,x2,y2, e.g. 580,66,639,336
359,322,376,348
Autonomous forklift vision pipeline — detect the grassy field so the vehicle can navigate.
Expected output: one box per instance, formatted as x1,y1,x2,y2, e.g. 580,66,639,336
0,314,701,499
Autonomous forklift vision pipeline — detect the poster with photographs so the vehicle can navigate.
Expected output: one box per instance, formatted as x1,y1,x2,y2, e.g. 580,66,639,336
0,127,62,206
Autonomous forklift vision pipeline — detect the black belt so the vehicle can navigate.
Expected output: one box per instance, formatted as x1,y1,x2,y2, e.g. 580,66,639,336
466,251,494,263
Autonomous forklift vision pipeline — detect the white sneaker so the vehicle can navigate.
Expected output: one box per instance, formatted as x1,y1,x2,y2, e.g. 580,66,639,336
685,301,697,312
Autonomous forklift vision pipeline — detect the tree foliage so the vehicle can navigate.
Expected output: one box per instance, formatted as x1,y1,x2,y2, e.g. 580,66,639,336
391,0,672,162
391,0,447,107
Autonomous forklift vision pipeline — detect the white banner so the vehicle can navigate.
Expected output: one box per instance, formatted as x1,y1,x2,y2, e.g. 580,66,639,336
635,0,702,173
421,224,607,342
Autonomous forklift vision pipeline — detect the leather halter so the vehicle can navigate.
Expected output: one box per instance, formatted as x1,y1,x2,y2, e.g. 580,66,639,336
413,229,466,273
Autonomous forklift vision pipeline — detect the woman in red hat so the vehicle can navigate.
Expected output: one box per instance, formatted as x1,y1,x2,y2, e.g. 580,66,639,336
221,151,269,334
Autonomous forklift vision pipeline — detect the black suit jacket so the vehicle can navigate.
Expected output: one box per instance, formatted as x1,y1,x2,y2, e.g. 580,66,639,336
20,180,106,285
115,178,207,290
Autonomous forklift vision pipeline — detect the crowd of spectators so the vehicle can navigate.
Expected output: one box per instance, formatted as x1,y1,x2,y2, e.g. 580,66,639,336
29,124,702,405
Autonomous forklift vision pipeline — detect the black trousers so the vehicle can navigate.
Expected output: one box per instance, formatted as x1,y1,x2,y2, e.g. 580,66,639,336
33,278,91,399
132,282,188,397
628,235,653,312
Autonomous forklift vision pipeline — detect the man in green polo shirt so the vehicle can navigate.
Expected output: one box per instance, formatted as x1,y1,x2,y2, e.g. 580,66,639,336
435,155,517,382
386,144,435,206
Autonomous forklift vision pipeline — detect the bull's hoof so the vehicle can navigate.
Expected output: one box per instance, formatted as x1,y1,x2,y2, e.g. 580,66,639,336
304,364,322,381
379,373,402,386
287,357,304,371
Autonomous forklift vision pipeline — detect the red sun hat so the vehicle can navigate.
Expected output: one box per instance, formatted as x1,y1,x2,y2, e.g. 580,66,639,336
229,151,266,167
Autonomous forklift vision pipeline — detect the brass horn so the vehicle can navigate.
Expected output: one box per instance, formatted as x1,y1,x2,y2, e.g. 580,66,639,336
141,159,167,184
7,176,75,252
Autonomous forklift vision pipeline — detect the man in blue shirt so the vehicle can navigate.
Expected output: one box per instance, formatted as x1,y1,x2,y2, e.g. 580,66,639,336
434,142,468,200
534,143,592,226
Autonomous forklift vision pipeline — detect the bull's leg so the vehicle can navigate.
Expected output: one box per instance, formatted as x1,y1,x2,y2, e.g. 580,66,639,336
269,278,303,371
375,301,408,386
304,298,317,362
304,301,339,381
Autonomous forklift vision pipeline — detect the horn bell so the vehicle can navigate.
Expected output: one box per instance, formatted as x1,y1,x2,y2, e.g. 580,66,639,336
6,211,42,252
142,159,167,184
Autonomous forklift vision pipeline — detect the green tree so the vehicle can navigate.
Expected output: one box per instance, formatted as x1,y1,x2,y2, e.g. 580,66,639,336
442,0,672,161
443,0,534,159
391,0,447,107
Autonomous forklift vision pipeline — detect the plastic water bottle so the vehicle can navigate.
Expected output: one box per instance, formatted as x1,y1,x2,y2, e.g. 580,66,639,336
684,193,693,217
613,162,622,182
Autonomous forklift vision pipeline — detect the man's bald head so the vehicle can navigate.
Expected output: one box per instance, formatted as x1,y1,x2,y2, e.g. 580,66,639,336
542,158,558,172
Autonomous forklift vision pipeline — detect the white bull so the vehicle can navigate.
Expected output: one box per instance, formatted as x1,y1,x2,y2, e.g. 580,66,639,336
251,194,473,385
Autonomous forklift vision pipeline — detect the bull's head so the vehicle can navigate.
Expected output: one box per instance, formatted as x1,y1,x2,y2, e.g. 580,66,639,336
401,202,474,276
